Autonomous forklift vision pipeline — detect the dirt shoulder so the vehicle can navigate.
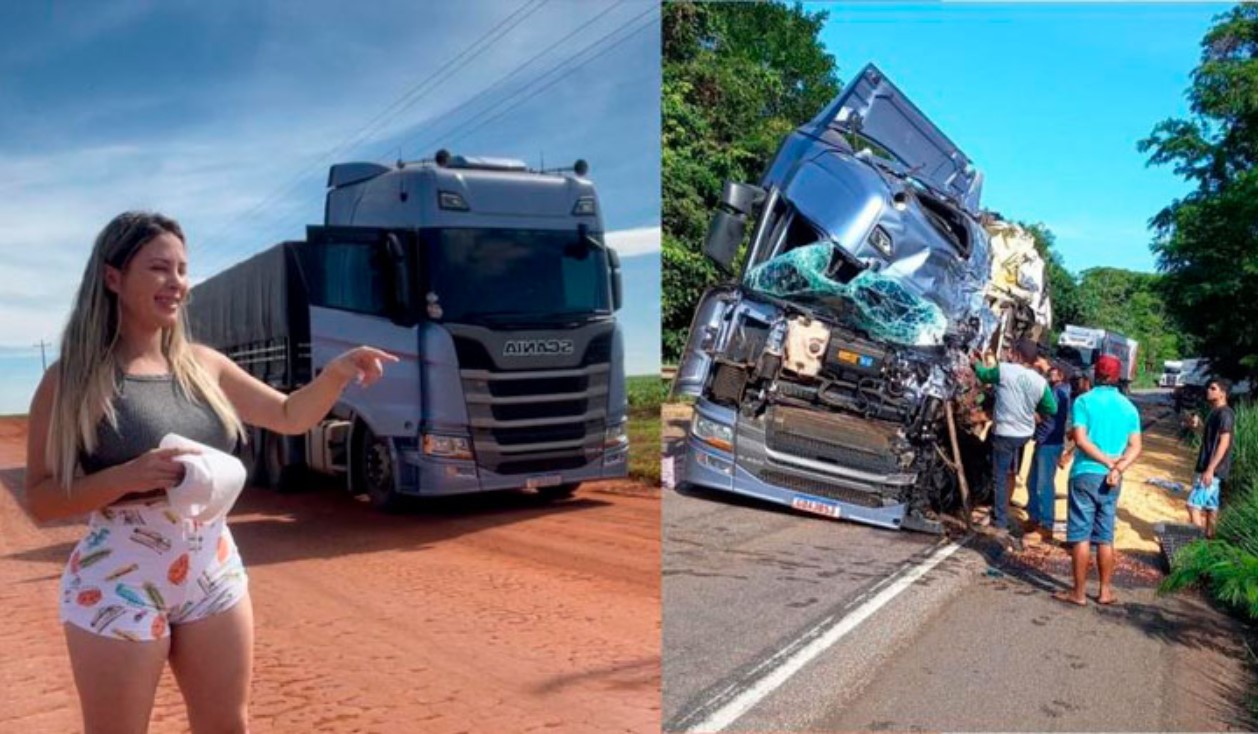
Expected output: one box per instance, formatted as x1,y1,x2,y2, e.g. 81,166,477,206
0,417,661,734
1009,393,1195,556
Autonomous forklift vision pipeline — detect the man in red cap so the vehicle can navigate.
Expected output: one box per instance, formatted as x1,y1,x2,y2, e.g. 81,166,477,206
1054,354,1142,606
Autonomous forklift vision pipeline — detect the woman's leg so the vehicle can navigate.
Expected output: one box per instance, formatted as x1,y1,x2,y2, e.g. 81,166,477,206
64,622,170,734
168,592,255,734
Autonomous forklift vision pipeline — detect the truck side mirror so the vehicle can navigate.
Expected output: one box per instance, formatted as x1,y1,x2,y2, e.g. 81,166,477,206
608,247,623,312
381,233,414,326
703,181,765,275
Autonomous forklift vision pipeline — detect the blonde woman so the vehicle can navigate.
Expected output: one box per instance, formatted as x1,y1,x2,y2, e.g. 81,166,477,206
23,212,396,733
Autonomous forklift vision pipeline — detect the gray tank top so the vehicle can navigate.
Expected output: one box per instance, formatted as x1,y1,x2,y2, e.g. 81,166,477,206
80,373,237,476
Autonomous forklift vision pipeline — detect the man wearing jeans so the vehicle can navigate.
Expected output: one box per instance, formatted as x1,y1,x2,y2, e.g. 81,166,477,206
1026,363,1072,541
1055,355,1142,607
973,338,1058,533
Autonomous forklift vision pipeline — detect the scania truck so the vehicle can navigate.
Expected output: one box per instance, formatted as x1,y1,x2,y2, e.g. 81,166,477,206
673,65,1048,533
188,152,629,510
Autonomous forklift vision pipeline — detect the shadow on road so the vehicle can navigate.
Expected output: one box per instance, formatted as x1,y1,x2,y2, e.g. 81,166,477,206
2,466,618,570
966,532,1258,731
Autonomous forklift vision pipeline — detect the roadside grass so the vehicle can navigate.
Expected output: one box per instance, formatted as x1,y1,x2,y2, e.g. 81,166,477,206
1162,401,1258,621
627,375,665,486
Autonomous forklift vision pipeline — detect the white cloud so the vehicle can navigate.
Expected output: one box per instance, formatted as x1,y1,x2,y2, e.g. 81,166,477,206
606,226,660,257
0,1,658,348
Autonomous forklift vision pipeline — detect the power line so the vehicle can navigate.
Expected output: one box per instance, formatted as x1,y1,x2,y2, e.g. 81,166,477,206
373,0,628,163
196,2,657,277
196,0,550,274
228,2,627,252
203,2,645,274
440,7,659,152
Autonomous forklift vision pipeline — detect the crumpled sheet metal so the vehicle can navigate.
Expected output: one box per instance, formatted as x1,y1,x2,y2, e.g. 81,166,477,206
746,241,949,347
984,221,1052,330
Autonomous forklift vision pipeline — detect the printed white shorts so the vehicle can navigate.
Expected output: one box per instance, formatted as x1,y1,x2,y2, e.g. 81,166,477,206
59,498,248,641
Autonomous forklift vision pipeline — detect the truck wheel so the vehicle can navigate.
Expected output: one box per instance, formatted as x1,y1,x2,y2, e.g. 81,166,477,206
355,424,405,512
537,483,580,500
240,428,266,487
262,432,305,493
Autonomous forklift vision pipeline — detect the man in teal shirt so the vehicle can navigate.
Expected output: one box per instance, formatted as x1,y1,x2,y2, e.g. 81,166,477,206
1054,355,1142,606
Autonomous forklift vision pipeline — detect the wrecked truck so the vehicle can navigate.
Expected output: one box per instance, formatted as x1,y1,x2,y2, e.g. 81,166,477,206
672,64,1050,533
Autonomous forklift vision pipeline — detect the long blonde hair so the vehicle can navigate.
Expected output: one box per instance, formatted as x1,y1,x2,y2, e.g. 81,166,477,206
48,212,244,488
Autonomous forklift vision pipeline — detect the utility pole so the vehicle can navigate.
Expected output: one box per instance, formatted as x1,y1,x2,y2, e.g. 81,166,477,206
34,339,49,371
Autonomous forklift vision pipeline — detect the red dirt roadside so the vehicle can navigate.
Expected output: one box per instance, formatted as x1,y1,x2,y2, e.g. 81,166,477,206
0,417,660,733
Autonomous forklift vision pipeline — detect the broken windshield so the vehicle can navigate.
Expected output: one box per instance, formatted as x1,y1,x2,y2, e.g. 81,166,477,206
745,241,948,347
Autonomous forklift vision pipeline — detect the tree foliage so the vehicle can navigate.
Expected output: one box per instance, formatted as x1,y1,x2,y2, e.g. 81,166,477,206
661,2,840,361
1140,4,1258,383
1074,267,1189,382
1018,221,1082,338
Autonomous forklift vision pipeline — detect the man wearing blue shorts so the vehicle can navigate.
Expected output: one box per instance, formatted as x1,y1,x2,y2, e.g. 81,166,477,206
1054,355,1142,607
1188,379,1235,539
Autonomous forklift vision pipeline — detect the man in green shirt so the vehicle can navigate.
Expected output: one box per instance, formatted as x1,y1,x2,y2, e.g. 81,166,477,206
973,338,1058,532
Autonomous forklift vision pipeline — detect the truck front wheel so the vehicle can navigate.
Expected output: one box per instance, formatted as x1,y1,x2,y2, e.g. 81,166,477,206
355,424,405,512
262,431,305,493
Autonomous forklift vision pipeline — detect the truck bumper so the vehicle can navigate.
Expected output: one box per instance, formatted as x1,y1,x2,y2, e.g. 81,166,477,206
680,401,909,530
398,445,629,496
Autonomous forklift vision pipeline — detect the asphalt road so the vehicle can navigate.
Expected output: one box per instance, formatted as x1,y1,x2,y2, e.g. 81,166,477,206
662,389,1250,733
661,406,949,730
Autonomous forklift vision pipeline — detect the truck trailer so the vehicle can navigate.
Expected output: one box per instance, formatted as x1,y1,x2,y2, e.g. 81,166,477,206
1056,325,1138,392
188,152,629,509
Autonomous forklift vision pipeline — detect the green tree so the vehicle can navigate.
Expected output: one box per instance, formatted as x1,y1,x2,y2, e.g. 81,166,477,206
1140,4,1258,383
661,1,840,361
1018,221,1081,338
1074,268,1187,384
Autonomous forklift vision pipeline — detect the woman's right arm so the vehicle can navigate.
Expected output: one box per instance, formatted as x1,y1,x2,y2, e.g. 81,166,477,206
23,365,192,523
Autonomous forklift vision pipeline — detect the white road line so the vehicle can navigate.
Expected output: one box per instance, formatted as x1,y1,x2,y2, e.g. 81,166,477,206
688,540,964,733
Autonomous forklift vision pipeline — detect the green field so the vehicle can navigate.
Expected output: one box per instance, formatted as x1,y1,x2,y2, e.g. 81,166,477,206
626,375,666,486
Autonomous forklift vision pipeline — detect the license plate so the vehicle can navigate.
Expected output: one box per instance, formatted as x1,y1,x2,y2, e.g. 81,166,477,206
791,496,842,519
526,475,563,489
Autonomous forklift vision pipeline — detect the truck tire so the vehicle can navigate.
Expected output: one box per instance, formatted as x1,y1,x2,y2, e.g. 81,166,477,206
262,431,305,493
240,428,266,488
354,424,405,512
537,483,580,500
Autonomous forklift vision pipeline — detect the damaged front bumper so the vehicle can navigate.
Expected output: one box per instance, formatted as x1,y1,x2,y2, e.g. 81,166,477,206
681,398,942,532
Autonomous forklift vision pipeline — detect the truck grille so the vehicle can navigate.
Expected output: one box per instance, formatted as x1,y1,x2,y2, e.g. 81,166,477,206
766,405,901,476
455,330,613,474
759,469,887,508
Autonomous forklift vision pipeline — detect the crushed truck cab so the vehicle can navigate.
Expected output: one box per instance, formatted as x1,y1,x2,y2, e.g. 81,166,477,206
675,65,1050,532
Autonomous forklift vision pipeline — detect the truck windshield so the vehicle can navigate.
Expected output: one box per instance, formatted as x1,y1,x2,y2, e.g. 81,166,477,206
425,228,611,325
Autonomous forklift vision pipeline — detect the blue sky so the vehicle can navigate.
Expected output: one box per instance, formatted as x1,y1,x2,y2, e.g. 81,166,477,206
0,0,661,412
806,1,1223,275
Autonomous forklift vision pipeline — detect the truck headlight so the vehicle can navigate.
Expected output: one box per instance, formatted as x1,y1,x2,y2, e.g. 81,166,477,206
604,421,628,449
572,196,597,216
691,413,733,452
422,433,473,460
